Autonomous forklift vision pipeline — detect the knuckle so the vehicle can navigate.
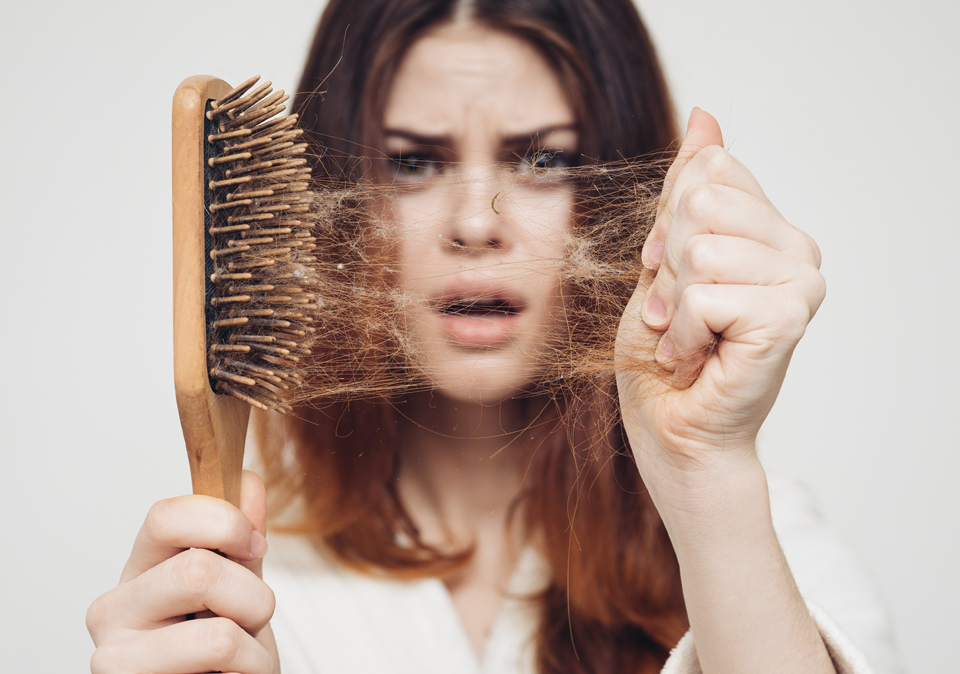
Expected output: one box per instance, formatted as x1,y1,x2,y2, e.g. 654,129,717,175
204,617,245,663
257,583,277,625
677,182,718,221
89,641,122,674
807,268,827,308
177,548,224,599
785,225,822,269
679,282,710,313
697,144,730,175
143,498,178,543
85,593,111,638
682,234,716,277
247,582,277,637
775,290,813,340
804,232,823,268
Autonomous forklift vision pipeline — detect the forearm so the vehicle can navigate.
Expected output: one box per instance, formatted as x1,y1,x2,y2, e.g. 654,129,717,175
651,456,836,674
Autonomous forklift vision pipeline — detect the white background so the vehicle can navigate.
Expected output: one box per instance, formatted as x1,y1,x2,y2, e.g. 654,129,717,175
1,1,956,672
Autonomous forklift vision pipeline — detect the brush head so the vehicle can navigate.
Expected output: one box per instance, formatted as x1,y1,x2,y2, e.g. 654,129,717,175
201,76,317,414
173,75,318,502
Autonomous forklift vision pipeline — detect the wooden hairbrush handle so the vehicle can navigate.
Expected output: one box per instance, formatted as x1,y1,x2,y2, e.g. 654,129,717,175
172,75,249,507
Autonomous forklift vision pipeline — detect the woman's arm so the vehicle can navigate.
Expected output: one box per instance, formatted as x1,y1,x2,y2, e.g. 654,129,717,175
616,109,835,674
86,471,279,674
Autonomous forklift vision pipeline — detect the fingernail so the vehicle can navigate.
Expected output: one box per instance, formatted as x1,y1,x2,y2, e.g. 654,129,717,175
643,240,664,268
658,336,674,359
249,530,268,559
643,294,665,325
686,107,701,136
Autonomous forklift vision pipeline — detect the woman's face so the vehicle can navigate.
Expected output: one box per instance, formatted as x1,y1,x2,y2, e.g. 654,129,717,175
381,21,578,403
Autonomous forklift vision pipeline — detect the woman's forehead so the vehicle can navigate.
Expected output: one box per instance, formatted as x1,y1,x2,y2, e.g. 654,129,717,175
383,22,575,140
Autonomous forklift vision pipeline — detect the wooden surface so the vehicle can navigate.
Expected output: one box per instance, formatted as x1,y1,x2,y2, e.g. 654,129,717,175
172,75,250,507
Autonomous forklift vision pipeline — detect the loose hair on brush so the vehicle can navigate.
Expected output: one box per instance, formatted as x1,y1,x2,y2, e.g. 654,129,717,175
255,0,690,672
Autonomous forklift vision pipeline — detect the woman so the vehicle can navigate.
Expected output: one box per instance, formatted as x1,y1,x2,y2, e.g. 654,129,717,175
86,1,889,672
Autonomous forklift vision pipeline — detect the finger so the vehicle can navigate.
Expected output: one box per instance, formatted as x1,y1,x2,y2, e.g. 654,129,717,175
121,495,266,583
644,183,780,330
667,181,816,266
237,470,268,580
644,148,771,319
646,179,821,324
670,235,825,315
643,108,723,269
90,616,276,674
664,143,768,220
642,181,819,332
90,548,275,638
647,138,773,281
657,284,816,385
240,471,267,534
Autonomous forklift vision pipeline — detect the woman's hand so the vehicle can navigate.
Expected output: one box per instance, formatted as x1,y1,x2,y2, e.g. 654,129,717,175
616,110,835,674
86,471,279,674
616,108,825,498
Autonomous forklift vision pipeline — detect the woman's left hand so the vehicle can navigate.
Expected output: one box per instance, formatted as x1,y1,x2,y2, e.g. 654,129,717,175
615,108,825,500
615,108,836,674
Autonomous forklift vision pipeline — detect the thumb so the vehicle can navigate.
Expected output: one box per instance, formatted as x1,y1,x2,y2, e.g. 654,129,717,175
682,106,724,151
643,108,724,268
238,469,268,577
239,469,267,533
678,106,724,165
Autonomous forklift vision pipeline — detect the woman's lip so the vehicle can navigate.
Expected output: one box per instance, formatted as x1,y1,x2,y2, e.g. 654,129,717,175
434,281,528,313
438,311,521,347
432,282,527,347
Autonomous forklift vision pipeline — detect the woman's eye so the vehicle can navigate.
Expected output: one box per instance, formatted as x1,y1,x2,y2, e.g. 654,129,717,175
517,149,570,174
390,155,437,180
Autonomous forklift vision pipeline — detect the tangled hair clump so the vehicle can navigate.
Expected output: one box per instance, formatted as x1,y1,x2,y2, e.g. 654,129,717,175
271,152,677,408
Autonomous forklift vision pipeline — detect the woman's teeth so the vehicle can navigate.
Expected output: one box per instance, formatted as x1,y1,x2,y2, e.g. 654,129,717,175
441,298,518,316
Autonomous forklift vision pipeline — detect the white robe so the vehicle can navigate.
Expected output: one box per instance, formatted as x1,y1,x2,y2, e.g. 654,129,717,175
264,479,898,674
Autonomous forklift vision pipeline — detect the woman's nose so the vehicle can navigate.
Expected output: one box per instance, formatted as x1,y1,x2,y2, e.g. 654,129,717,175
441,163,511,253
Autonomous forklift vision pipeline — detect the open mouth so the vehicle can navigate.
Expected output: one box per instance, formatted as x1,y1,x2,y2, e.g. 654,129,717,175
433,286,526,347
439,297,521,317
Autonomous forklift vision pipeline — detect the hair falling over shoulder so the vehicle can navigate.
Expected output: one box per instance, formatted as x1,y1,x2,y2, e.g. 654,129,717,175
256,0,690,671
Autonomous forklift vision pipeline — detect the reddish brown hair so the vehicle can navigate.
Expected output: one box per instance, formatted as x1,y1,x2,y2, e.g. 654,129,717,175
259,1,688,672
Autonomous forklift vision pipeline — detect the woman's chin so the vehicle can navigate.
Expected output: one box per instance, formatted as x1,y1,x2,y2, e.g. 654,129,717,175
421,353,538,405
428,378,531,405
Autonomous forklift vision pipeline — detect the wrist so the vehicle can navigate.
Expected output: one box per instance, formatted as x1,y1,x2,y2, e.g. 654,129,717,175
639,449,770,533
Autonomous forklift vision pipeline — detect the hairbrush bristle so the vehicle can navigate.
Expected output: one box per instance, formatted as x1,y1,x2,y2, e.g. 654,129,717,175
203,76,317,413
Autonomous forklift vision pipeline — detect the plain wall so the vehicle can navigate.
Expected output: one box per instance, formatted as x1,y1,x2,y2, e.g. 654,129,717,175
0,1,956,672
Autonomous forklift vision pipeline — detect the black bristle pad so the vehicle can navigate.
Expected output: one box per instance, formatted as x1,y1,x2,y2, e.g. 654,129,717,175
203,78,316,413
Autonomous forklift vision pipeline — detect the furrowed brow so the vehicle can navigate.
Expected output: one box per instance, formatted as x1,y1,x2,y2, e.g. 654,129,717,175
382,128,451,148
500,124,578,146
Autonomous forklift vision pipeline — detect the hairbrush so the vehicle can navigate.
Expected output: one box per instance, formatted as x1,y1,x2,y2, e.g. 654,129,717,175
171,75,316,506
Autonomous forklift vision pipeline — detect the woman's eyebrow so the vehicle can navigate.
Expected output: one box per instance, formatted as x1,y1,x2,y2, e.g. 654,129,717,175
500,124,578,146
382,128,450,147
383,125,578,148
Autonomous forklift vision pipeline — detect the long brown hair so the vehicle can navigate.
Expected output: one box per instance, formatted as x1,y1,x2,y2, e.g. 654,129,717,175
258,1,688,672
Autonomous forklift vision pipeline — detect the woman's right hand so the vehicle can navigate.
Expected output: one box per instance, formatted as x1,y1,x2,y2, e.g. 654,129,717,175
86,470,279,674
